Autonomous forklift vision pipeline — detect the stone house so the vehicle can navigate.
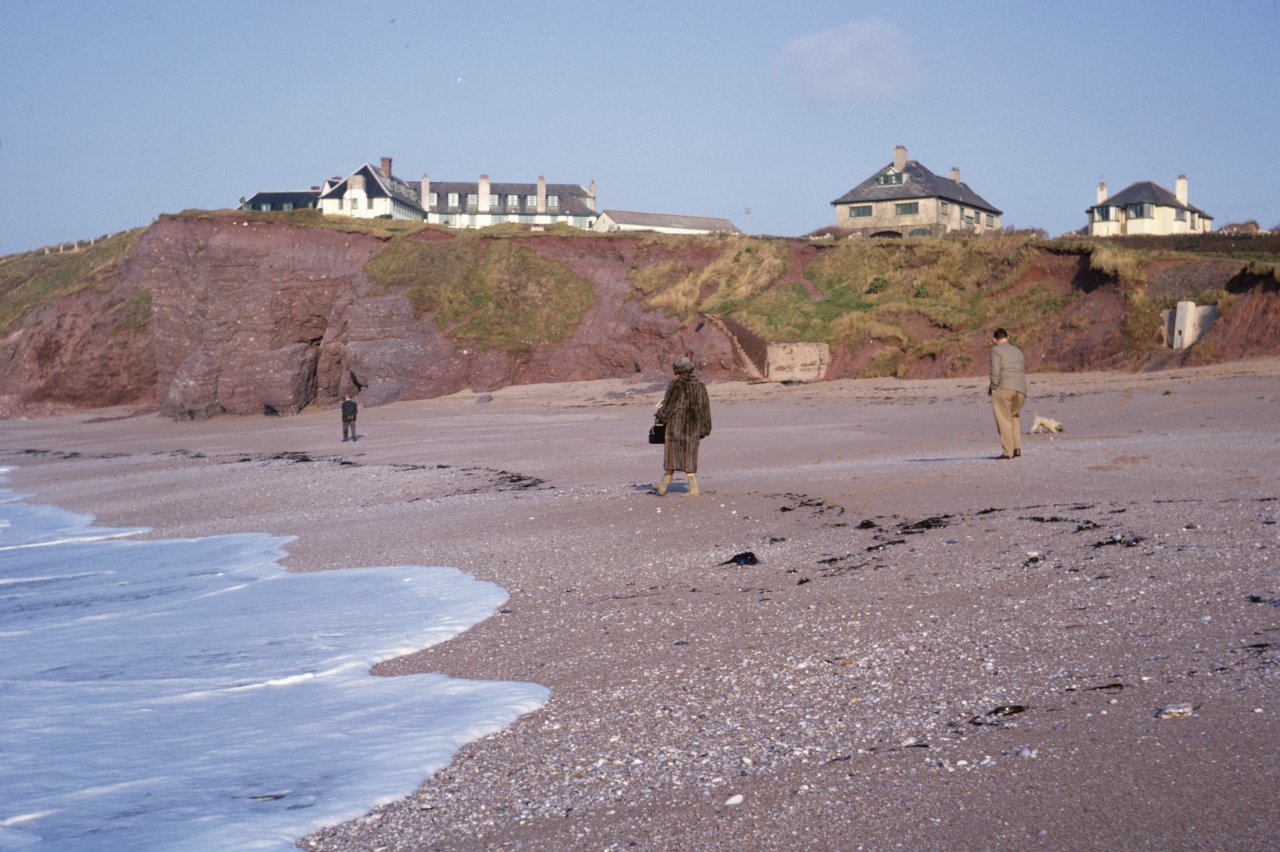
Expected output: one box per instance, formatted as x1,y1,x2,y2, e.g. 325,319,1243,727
831,145,1002,237
1086,176,1213,236
592,210,740,235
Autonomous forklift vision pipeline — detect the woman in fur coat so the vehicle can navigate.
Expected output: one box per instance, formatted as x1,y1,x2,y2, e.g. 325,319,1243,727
653,356,712,497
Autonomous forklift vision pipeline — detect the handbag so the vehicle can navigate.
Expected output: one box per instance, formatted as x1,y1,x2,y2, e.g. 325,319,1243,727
648,418,666,444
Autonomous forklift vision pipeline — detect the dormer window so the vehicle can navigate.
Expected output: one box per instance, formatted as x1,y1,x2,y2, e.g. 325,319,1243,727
548,195,560,210
876,171,904,186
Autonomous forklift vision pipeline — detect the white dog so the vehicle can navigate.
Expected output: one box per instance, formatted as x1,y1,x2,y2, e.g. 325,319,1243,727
1029,416,1064,434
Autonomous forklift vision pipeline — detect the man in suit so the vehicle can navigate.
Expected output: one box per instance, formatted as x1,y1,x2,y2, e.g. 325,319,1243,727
988,328,1027,459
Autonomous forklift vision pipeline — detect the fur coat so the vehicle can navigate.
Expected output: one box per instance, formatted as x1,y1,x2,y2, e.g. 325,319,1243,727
657,373,712,472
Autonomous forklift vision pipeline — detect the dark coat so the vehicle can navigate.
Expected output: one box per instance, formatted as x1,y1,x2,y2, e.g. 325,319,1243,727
341,399,358,421
657,373,711,472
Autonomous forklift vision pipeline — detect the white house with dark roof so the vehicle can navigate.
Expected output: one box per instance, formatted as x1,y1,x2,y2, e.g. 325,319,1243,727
422,174,597,229
831,145,1002,237
1086,176,1213,236
592,209,740,235
308,156,597,229
317,157,426,220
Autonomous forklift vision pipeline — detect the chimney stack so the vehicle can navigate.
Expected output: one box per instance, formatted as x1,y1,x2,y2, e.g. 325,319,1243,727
1175,174,1188,205
350,174,366,193
1097,182,1108,204
588,179,597,212
949,167,961,183
893,145,907,171
421,174,430,210
479,175,491,213
536,175,547,214
380,156,393,179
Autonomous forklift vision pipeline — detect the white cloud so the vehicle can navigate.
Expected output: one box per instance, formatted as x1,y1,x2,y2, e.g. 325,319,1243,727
777,18,920,100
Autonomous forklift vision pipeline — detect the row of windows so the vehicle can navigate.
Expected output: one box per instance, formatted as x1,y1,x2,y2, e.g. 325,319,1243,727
1095,203,1196,224
430,191,560,211
436,213,594,227
847,200,993,226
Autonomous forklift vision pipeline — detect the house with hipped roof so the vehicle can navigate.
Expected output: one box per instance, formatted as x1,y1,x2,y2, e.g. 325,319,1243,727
1086,176,1213,236
831,146,1002,237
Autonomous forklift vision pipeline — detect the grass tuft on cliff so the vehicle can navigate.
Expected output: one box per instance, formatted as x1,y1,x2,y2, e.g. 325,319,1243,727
0,229,145,333
365,236,596,351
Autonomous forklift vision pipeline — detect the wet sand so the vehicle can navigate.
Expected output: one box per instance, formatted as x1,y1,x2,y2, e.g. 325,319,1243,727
4,359,1279,850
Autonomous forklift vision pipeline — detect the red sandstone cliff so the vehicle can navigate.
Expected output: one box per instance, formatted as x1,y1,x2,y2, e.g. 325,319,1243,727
0,216,1276,419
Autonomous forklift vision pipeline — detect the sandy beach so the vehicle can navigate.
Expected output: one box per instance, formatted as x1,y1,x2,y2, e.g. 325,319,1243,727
4,359,1278,850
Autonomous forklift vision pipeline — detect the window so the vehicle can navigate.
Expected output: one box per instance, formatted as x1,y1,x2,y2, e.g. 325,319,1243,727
259,203,271,211
337,198,344,210
283,202,293,212
429,192,438,207
985,214,994,227
447,192,459,208
367,197,374,210
490,194,499,208
526,194,538,207
507,194,520,208
849,204,872,218
466,193,478,208
940,201,949,215
548,194,560,210
895,202,919,216
1127,203,1153,219
1095,206,1113,222
908,228,931,238
876,171,904,186
1175,209,1187,221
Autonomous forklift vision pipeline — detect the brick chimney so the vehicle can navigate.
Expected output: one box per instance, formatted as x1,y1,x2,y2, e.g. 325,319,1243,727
478,175,490,213
380,157,393,178
949,167,961,183
1175,174,1188,205
893,145,907,171
1097,182,1108,204
537,175,547,214
421,174,430,209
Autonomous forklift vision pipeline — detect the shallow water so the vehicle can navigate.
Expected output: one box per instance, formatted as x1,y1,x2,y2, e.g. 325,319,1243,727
0,468,548,850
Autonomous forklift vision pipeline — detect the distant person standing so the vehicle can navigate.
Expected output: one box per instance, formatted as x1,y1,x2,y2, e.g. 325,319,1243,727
653,357,712,497
341,395,358,442
988,328,1027,459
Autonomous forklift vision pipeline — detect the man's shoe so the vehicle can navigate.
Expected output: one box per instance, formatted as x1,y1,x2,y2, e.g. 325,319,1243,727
1013,449,1021,457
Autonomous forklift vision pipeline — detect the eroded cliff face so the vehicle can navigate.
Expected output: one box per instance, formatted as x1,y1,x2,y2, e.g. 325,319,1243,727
0,217,744,418
1,216,1277,419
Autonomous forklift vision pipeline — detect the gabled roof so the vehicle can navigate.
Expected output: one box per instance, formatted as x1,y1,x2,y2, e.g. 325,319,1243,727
319,163,424,212
600,210,740,232
425,181,596,217
1088,181,1212,218
832,159,1002,215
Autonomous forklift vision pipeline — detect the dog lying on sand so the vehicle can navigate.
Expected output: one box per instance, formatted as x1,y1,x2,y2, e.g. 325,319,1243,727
1029,416,1064,434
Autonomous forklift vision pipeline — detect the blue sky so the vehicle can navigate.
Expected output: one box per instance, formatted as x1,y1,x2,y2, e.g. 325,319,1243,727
2,1,1278,255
